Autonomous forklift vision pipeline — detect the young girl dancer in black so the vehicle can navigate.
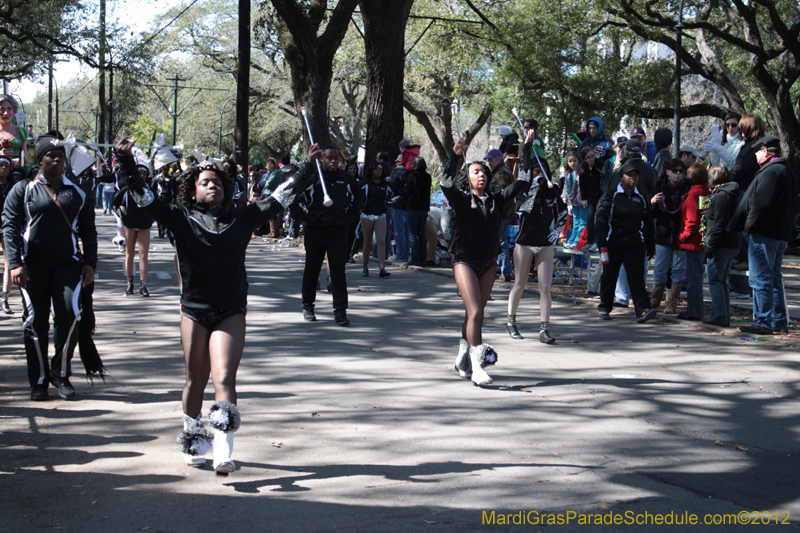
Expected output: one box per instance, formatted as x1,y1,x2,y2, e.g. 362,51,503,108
115,136,314,474
506,160,568,344
443,132,533,386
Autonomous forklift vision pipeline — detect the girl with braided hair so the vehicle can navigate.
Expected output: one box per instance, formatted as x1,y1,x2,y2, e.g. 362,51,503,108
443,132,533,386
115,136,314,474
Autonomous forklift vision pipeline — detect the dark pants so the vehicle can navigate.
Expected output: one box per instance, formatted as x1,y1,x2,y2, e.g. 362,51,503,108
302,225,349,312
586,201,597,244
407,209,428,265
20,262,82,387
599,245,649,316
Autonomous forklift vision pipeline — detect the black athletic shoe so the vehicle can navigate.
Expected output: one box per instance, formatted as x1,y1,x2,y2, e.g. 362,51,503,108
334,311,350,326
1,299,12,314
139,285,150,297
125,284,134,295
362,265,369,277
379,268,390,278
539,330,556,344
598,309,611,320
30,384,49,401
51,377,75,399
303,308,317,322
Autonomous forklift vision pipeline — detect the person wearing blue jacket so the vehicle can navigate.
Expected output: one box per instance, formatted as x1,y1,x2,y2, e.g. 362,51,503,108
578,116,614,164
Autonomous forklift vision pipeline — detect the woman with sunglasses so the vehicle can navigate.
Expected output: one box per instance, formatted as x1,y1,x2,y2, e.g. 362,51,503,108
705,113,743,169
649,158,689,312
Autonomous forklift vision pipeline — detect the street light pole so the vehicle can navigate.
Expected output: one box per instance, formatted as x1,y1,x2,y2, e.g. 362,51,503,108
673,0,685,158
218,97,236,156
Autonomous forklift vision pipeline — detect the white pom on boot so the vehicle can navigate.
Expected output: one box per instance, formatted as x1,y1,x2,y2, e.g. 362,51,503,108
454,338,471,379
469,344,497,386
178,413,211,466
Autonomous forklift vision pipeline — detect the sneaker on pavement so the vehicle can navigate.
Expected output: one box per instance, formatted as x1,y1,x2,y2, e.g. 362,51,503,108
302,308,317,322
334,311,350,327
51,377,75,399
598,309,611,320
738,324,773,335
613,300,629,308
379,268,390,278
30,384,49,401
636,308,657,324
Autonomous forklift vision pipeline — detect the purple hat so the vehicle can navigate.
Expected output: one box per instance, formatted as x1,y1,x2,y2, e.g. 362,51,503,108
485,149,503,160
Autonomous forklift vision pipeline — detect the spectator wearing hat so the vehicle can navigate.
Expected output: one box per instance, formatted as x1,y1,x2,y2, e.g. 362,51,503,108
679,144,702,169
578,116,614,164
487,148,516,280
728,135,799,335
498,126,521,159
629,126,657,165
595,160,656,323
607,138,657,307
398,139,420,171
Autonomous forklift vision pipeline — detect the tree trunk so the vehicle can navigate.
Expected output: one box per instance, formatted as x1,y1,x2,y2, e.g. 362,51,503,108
359,0,415,165
269,0,359,152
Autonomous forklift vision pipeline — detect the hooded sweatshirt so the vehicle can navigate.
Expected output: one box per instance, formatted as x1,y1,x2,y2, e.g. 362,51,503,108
577,117,614,163
651,128,673,180
704,182,741,252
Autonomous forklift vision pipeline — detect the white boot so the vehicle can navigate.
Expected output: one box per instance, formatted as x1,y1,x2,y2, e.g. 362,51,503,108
469,344,497,386
208,401,240,475
454,339,471,378
178,413,211,467
213,431,235,474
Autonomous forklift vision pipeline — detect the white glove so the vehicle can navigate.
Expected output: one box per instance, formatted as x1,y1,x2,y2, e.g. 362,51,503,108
710,124,722,144
704,141,718,154
548,230,559,245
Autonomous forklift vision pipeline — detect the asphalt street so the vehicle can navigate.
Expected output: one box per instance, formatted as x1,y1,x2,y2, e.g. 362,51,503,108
2,215,799,532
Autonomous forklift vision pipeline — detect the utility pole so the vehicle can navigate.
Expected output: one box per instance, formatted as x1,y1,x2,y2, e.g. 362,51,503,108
98,0,107,153
673,0,685,158
108,64,114,146
145,76,227,146
235,0,251,170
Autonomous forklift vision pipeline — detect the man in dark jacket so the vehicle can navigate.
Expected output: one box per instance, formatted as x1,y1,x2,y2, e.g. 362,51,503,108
728,135,799,335
595,161,656,323
295,145,363,326
578,117,614,164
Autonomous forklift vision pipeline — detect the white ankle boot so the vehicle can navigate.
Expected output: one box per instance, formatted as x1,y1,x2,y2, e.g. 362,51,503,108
469,344,497,386
454,339,471,378
178,413,211,466
208,401,240,474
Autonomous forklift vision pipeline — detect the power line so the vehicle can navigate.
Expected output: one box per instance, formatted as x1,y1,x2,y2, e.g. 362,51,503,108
124,0,203,60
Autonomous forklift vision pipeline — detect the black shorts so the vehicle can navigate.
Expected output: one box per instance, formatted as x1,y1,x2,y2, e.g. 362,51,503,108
180,306,246,330
453,256,497,277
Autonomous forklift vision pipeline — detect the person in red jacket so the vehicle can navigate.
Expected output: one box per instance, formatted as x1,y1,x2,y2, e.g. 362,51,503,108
676,164,710,320
398,139,420,170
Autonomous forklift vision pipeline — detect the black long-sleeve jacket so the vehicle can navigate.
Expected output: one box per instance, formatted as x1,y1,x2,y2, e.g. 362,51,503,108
360,179,389,216
515,143,567,247
441,148,531,260
595,183,655,255
704,182,741,252
2,174,97,270
292,164,363,228
118,156,291,311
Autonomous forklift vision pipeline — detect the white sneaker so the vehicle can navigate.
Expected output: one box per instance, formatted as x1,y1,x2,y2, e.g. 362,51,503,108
213,431,235,474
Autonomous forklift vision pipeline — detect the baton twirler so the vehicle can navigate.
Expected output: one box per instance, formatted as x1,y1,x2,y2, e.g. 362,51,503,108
300,107,333,207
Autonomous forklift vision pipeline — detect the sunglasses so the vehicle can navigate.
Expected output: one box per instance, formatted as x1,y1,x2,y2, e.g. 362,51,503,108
725,122,739,129
667,168,684,173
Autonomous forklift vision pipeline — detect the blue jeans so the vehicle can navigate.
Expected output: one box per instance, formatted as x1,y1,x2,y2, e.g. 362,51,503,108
406,209,428,265
747,234,788,329
497,219,512,276
102,189,113,211
684,250,706,318
392,208,409,261
652,245,686,285
567,205,588,245
707,247,737,325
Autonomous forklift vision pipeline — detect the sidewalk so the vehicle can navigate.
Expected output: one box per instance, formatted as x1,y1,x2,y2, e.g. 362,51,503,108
2,215,799,532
